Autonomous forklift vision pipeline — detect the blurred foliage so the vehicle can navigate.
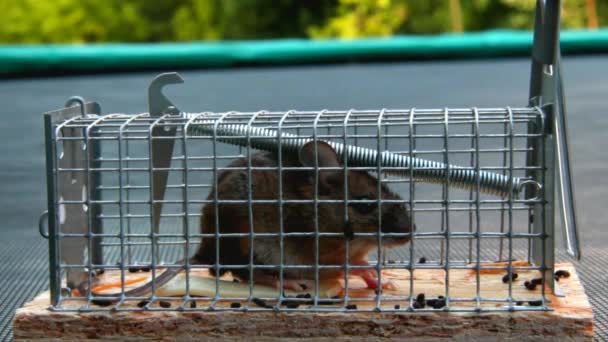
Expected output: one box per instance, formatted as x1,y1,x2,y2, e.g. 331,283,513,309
0,0,148,43
172,0,337,41
0,0,606,44
308,0,407,39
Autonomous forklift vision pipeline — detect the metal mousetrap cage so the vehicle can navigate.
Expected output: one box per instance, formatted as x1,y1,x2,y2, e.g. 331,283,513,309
40,0,580,313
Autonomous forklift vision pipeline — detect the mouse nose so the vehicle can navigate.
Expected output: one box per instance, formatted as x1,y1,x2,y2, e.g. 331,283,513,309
381,211,413,234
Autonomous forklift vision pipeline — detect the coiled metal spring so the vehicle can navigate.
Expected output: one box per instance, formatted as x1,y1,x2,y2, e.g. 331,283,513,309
186,118,540,198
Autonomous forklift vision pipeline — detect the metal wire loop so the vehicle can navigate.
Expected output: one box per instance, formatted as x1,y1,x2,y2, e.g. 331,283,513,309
64,96,87,117
518,179,543,201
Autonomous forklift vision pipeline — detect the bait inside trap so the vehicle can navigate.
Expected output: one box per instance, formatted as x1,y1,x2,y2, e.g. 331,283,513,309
15,1,593,340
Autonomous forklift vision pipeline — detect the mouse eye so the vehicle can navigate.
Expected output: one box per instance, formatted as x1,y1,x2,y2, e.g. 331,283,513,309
350,195,377,214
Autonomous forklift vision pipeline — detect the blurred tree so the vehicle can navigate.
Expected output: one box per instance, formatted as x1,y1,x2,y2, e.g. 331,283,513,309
132,0,183,42
400,1,451,34
172,0,225,41
449,0,463,33
0,0,149,43
172,0,337,41
586,0,599,29
477,0,591,30
0,0,605,43
308,0,407,39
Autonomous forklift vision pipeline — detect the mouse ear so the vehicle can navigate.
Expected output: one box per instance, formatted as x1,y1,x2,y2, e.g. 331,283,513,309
299,140,342,192
298,140,340,168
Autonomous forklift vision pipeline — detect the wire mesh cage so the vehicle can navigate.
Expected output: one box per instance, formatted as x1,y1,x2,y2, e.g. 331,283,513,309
40,0,579,315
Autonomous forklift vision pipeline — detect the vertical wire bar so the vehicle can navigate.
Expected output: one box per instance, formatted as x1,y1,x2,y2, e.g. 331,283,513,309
473,108,481,309
85,115,109,306
507,107,515,305
375,108,386,310
45,115,60,306
468,120,475,263
442,108,451,308
499,111,508,262
182,124,190,308
246,111,264,305
147,114,171,304
527,151,533,265
312,110,326,307
183,114,205,308
526,109,539,265
440,109,446,266
382,120,390,267
354,112,359,146
526,109,536,264
212,112,230,307
408,108,416,309
276,110,292,306
295,112,302,147
125,120,133,265
529,106,545,265
118,114,142,302
529,105,549,305
342,109,354,308
440,193,446,264
90,122,103,269
52,115,80,307
540,106,548,307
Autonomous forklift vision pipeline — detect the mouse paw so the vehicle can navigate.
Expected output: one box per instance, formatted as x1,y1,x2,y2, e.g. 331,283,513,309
281,279,315,292
351,269,397,291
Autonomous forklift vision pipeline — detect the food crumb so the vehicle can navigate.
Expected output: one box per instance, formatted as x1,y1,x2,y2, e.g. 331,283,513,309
524,281,537,290
286,302,300,309
92,299,113,307
502,272,519,283
252,298,270,308
530,278,543,286
416,293,425,303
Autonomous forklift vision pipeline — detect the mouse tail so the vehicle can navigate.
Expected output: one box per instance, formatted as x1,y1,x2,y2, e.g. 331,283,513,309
78,258,193,300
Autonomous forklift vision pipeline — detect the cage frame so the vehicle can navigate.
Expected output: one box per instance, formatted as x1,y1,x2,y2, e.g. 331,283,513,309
39,0,579,313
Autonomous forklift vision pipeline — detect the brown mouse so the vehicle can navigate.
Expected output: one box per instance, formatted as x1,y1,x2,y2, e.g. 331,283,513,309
80,140,413,298
195,140,413,292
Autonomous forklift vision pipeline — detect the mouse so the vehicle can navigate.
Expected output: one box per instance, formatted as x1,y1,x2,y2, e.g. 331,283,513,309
79,140,413,299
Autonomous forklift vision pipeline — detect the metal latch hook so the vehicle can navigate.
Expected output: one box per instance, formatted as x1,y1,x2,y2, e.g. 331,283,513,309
147,72,185,262
149,72,184,117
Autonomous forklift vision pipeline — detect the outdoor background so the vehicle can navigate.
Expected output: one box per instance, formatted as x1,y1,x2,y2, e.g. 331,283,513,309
0,0,606,44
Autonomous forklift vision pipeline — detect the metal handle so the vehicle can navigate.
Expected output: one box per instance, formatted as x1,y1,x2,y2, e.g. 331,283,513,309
533,0,581,259
546,0,580,259
554,57,580,259
38,210,49,239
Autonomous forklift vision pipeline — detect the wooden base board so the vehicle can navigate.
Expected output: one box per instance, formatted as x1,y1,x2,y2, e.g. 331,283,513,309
13,262,593,341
